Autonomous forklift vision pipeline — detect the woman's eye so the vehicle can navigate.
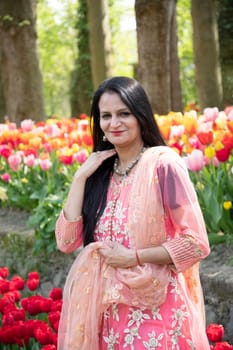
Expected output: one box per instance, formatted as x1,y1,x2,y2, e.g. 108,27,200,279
101,114,111,119
120,112,131,117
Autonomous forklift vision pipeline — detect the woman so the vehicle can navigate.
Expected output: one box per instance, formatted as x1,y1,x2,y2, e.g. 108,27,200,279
55,76,211,349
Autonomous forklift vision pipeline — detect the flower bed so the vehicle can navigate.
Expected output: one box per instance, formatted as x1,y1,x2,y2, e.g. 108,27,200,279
0,107,233,253
0,266,232,349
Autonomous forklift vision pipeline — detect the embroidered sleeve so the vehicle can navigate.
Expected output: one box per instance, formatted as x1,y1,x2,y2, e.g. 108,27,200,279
55,209,83,253
157,152,210,272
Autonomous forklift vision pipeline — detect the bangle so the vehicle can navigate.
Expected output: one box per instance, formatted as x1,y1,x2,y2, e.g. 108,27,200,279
135,249,141,265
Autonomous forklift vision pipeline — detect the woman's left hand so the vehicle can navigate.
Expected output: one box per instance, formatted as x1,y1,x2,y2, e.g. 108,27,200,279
98,242,136,268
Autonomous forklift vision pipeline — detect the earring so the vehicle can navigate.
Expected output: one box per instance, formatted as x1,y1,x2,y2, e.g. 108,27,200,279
103,135,107,142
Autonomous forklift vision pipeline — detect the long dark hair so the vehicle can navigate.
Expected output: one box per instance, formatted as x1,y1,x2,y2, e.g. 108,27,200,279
82,76,166,245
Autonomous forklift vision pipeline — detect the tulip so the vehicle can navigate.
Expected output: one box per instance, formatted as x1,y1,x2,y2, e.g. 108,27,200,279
0,266,9,278
170,124,185,139
49,288,63,300
24,154,36,167
214,342,233,350
21,119,34,132
74,149,88,163
223,201,232,210
39,158,52,171
184,149,205,172
28,271,40,280
203,107,219,122
8,153,22,171
197,130,213,145
10,275,25,291
0,145,12,158
27,278,40,291
206,323,224,342
215,147,231,162
1,173,11,182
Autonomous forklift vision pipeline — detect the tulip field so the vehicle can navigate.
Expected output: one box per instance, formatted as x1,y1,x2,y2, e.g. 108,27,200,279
0,107,233,349
0,107,233,251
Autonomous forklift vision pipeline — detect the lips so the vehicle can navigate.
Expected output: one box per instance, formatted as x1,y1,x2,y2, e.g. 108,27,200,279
110,131,124,136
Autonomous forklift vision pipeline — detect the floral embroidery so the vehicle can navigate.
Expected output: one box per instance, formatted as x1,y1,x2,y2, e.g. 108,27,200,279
169,326,184,350
103,328,120,349
171,305,189,328
143,330,163,349
128,308,150,327
151,307,162,321
123,327,141,349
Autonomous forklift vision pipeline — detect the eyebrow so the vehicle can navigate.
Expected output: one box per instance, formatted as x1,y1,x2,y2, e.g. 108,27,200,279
100,108,130,114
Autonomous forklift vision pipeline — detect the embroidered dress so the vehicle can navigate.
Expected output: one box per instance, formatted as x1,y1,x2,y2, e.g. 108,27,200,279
55,147,211,350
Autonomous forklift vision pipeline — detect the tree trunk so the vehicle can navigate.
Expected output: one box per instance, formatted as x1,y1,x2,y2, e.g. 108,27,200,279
70,0,93,117
191,0,223,111
0,0,45,125
135,0,182,114
0,74,6,122
87,0,113,90
217,0,233,107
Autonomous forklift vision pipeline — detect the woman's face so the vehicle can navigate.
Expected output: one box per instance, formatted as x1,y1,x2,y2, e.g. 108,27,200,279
99,92,143,148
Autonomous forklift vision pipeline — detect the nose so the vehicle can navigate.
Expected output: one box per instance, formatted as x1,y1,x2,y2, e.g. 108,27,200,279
110,115,121,128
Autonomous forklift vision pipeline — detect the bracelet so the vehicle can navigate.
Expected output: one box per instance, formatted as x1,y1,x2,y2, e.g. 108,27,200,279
135,249,141,266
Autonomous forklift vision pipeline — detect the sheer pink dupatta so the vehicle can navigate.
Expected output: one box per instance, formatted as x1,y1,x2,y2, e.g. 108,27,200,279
57,147,171,350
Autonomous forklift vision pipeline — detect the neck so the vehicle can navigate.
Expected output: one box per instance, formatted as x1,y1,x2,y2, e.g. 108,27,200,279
114,144,146,177
116,143,144,169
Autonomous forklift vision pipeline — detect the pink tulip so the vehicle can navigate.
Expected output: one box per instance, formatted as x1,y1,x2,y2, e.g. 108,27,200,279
8,153,22,171
203,107,219,122
74,150,88,164
24,154,36,167
39,158,52,171
169,125,185,139
21,119,34,132
44,124,61,137
1,173,11,182
184,149,205,172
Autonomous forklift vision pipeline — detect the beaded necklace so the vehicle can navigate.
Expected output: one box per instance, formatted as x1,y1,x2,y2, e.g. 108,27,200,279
109,147,146,240
113,146,146,177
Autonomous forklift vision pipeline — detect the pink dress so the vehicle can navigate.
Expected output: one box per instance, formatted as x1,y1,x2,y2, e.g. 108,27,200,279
55,147,211,350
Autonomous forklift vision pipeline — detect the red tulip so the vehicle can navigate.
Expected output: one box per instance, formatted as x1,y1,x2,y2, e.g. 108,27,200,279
207,323,224,342
0,266,9,278
49,287,62,301
27,278,40,291
28,271,40,280
197,130,213,145
10,275,25,291
0,278,10,293
41,345,57,350
34,326,53,345
215,147,231,162
214,342,233,350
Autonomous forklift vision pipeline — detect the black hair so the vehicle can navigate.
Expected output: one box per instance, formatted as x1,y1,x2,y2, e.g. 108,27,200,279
82,76,166,245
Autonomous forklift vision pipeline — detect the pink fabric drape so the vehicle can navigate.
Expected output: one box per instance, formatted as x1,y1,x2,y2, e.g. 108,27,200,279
57,146,209,350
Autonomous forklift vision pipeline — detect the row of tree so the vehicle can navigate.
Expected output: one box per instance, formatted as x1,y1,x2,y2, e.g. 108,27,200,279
0,0,232,125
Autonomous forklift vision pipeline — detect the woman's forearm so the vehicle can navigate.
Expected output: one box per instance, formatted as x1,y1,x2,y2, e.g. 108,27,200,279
63,173,87,221
136,246,173,266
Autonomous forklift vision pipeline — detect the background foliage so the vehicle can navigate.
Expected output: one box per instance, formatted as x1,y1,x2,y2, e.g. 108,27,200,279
37,0,194,117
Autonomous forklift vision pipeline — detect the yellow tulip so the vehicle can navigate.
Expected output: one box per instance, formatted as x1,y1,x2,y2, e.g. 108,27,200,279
204,146,215,159
223,201,232,210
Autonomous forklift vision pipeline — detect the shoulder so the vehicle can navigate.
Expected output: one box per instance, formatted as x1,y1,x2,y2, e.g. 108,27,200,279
144,146,188,174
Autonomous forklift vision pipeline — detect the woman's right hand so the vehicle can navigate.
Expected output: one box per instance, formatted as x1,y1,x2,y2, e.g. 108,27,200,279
75,149,116,180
